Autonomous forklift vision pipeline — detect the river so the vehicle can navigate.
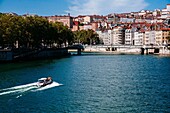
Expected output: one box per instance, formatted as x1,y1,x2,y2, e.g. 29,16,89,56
0,54,169,113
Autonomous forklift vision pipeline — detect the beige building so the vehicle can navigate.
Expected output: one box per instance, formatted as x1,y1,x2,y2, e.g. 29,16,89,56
83,16,92,23
91,22,99,31
112,27,125,45
144,31,150,45
47,15,73,28
162,28,170,45
72,21,79,31
155,31,163,45
143,28,170,46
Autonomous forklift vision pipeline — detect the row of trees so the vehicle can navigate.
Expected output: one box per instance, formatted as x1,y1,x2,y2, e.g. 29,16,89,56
0,13,100,49
0,13,75,49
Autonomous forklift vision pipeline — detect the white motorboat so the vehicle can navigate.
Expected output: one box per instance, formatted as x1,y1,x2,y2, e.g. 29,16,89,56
37,77,53,87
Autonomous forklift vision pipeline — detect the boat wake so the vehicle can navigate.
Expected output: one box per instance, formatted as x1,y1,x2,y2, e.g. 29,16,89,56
0,81,62,98
34,82,61,91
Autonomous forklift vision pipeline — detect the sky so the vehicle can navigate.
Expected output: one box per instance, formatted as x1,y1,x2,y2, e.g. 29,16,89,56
0,0,169,16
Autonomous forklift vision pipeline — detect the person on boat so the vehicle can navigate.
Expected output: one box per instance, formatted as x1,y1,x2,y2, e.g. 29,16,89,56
46,77,52,81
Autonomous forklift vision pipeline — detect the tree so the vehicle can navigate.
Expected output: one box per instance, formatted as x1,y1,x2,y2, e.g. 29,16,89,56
73,29,99,45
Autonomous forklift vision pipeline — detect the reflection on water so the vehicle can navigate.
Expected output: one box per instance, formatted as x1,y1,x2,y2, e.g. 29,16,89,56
0,60,55,72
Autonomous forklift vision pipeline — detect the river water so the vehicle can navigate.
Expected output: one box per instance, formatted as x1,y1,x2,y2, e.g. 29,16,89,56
0,54,169,113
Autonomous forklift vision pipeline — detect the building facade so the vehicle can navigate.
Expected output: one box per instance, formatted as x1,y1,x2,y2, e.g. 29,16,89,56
47,16,73,28
125,29,134,45
134,31,144,45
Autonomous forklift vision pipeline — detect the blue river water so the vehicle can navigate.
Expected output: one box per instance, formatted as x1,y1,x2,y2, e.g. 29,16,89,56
0,54,169,113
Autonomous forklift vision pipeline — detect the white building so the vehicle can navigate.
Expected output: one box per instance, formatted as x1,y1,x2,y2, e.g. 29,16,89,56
102,31,109,45
138,10,147,16
96,31,109,45
101,21,108,28
120,18,134,23
167,4,170,11
96,27,125,45
134,31,144,45
151,18,164,23
144,31,156,45
107,30,113,45
125,29,134,45
83,24,92,30
152,9,161,16
160,8,170,19
149,31,156,45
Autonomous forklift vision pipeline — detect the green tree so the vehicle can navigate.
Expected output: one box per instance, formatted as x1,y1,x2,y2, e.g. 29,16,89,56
73,29,99,45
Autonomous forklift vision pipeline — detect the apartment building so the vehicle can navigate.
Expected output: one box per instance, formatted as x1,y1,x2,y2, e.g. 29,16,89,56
144,31,150,45
97,31,109,45
112,27,125,45
162,28,170,45
160,4,170,19
166,4,170,11
83,24,92,30
106,30,112,45
72,21,79,31
143,31,156,45
95,31,104,44
47,15,73,28
96,30,113,45
73,15,86,23
149,31,156,45
125,29,134,45
83,16,93,23
96,27,125,45
134,31,144,45
91,22,99,31
155,31,163,45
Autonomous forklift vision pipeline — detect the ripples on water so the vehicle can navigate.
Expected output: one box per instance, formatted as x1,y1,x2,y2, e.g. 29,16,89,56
0,54,169,112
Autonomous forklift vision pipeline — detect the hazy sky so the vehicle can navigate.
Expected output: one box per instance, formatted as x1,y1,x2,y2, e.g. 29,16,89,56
0,0,169,16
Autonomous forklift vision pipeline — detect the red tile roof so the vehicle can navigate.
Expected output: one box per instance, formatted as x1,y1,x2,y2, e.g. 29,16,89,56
161,28,170,31
73,21,79,26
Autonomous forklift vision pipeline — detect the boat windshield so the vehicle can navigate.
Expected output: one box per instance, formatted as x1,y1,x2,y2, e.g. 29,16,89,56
38,80,45,83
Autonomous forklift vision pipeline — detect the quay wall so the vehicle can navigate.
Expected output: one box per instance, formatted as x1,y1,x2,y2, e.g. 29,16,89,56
0,48,70,62
0,50,13,61
84,46,141,53
30,48,69,59
16,48,70,61
84,46,170,55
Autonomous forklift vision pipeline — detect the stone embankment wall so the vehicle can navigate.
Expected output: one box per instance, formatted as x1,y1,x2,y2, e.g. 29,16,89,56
84,46,141,54
84,46,170,55
0,50,13,61
30,48,69,59
0,48,70,62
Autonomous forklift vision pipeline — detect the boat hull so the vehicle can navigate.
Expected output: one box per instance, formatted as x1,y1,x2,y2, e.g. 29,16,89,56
37,79,53,87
